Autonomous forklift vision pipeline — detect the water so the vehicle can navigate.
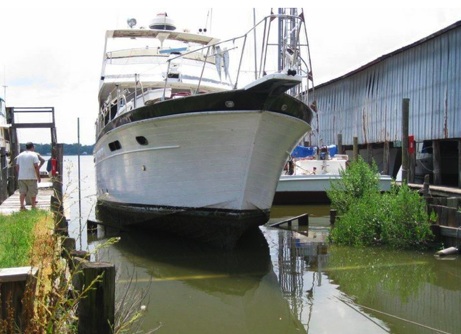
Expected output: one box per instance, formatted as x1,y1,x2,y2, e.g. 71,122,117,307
63,156,461,334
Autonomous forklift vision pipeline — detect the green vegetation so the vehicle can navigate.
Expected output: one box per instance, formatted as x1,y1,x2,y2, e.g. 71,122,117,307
0,210,150,333
0,210,45,268
327,157,435,249
20,143,94,156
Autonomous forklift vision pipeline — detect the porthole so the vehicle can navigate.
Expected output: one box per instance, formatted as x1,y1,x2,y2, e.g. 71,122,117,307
136,136,148,145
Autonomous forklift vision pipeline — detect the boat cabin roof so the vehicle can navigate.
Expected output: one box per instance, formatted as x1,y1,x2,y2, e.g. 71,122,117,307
106,29,220,46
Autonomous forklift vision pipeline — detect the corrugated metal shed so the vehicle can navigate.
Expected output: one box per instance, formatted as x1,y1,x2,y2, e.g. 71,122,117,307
307,20,461,146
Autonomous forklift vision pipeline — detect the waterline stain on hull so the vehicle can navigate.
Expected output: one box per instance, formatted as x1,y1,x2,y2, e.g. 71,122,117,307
96,200,270,249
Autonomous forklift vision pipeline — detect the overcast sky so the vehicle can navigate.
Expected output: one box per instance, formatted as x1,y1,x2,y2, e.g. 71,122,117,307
1,1,460,145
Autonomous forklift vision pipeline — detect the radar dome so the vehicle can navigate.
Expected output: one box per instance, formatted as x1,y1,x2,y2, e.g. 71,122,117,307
149,13,176,31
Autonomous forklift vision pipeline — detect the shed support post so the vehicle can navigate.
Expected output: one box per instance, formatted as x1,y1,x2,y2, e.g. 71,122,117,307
383,141,389,175
433,140,441,185
353,137,359,162
337,133,342,154
401,98,409,184
366,143,372,165
458,139,461,188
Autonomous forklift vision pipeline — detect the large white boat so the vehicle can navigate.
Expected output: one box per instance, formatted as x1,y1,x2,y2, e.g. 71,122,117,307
94,10,313,248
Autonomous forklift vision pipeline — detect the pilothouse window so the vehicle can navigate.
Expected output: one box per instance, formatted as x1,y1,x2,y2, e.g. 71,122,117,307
108,140,122,151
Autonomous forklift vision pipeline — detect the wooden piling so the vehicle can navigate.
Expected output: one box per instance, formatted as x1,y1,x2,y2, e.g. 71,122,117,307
51,195,67,235
337,133,343,154
458,139,461,188
330,209,337,225
366,143,372,164
0,147,8,203
432,140,441,185
299,213,309,226
409,141,416,183
52,143,64,204
61,237,76,257
423,174,431,198
51,143,68,235
401,98,409,184
0,266,38,331
73,260,115,334
353,137,358,162
383,140,390,175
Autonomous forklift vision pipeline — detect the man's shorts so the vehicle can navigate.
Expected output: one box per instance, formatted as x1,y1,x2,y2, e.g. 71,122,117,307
18,180,38,197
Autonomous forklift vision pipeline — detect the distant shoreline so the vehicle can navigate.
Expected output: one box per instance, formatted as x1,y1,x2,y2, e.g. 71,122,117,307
21,143,95,156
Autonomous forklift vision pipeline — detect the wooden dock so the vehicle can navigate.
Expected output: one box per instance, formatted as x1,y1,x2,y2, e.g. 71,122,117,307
406,182,461,197
0,181,54,215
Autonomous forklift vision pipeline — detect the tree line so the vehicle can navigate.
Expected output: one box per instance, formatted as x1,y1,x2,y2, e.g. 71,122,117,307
23,143,94,156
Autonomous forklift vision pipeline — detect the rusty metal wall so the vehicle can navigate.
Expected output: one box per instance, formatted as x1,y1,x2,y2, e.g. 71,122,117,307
307,21,461,147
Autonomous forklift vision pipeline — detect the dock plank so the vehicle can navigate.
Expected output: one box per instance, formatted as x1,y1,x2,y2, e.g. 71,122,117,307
0,182,54,215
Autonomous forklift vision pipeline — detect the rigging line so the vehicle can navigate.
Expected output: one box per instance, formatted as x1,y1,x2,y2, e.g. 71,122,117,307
337,296,452,334
360,303,452,334
417,158,433,172
335,296,390,333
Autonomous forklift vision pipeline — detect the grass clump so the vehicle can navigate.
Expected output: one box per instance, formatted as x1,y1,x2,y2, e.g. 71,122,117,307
0,210,48,268
0,207,149,333
327,157,435,249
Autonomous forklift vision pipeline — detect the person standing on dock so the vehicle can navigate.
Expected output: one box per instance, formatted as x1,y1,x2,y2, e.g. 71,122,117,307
15,142,41,210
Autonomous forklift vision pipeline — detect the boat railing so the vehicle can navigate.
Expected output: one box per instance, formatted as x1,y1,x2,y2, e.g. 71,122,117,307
161,11,312,100
97,9,314,130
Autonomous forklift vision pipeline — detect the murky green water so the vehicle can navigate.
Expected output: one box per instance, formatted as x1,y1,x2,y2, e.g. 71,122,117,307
93,215,460,334
65,157,461,334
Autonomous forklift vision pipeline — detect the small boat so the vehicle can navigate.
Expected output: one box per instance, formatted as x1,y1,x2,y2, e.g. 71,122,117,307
275,145,392,204
94,10,314,248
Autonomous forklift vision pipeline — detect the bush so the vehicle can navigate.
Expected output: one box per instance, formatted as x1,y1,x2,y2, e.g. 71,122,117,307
327,156,380,215
328,158,434,249
379,184,435,248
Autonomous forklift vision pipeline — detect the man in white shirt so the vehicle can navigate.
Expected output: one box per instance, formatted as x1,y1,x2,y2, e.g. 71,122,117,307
15,142,41,210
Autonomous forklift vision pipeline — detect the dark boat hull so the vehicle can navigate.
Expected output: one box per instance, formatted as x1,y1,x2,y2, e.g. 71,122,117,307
96,200,270,249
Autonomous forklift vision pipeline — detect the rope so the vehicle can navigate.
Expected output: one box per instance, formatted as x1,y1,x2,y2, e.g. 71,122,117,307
417,158,433,172
336,296,451,334
335,297,389,333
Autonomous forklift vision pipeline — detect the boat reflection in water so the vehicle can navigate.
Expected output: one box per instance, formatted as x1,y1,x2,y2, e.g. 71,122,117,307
263,226,390,334
95,226,307,334
92,220,393,334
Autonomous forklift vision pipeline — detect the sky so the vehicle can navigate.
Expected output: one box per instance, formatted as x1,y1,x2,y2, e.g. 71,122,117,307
1,1,461,145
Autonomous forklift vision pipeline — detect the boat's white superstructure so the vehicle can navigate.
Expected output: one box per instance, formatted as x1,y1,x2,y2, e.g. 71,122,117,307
275,148,392,204
94,10,314,248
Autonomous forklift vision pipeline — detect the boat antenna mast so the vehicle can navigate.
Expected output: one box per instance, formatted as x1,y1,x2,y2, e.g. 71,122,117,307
277,8,317,146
